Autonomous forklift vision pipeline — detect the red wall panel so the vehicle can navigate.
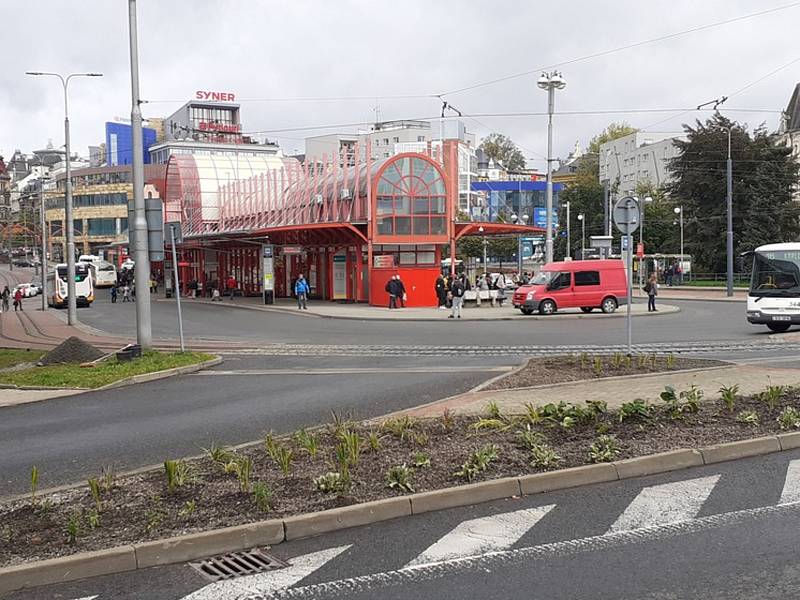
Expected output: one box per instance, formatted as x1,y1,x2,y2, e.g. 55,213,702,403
370,267,440,307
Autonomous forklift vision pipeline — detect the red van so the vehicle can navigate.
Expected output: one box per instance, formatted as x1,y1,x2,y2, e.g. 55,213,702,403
512,259,629,316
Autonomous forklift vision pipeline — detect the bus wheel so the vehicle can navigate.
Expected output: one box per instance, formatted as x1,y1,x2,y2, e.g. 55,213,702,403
767,322,791,333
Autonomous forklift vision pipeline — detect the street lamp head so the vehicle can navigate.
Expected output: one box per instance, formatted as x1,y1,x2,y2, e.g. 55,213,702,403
537,73,550,90
522,214,530,222
577,214,584,221
478,226,484,233
551,72,566,89
510,213,518,223
674,206,682,215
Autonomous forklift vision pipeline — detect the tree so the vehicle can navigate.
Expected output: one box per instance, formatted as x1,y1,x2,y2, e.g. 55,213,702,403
555,154,605,259
587,122,638,154
667,113,800,273
479,134,526,171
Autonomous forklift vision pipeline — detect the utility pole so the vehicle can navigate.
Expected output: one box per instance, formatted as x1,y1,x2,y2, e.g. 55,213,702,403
726,127,734,297
39,173,48,311
565,201,571,259
538,72,566,264
128,0,152,348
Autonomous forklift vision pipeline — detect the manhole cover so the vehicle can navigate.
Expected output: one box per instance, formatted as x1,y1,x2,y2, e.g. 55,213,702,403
189,548,289,581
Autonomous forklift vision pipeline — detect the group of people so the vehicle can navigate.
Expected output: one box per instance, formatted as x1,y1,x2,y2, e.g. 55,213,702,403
435,271,514,311
385,275,407,309
0,285,24,312
664,262,683,286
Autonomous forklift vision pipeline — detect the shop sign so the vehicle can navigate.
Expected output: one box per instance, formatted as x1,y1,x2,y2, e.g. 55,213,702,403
282,246,304,255
333,255,347,263
373,254,394,268
198,122,242,133
195,90,236,102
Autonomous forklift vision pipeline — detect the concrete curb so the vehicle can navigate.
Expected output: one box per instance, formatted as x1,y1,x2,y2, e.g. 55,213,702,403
2,432,798,594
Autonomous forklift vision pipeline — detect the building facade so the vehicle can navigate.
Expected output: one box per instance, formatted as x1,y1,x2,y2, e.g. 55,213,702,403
778,82,800,201
598,132,684,196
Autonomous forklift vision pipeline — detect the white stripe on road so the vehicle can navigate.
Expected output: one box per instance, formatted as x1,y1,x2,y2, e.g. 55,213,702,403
608,475,720,533
179,545,350,600
405,505,555,567
780,459,800,504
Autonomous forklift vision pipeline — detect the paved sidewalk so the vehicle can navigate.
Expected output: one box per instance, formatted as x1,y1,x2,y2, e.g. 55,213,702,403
652,287,746,302
399,363,800,419
0,388,83,408
184,296,679,321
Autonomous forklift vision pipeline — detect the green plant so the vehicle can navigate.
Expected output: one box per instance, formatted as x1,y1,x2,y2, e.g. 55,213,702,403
234,456,253,492
618,399,652,423
66,512,81,544
441,407,455,431
265,434,294,475
0,525,13,544
560,416,576,430
222,460,240,475
338,430,362,467
413,431,429,447
593,356,604,376
469,417,511,433
144,508,164,534
327,409,354,437
101,465,115,493
86,509,101,529
87,478,102,511
367,431,381,452
624,354,633,368
454,444,499,482
516,428,547,450
529,443,560,468
411,452,431,468
585,399,608,416
30,465,39,507
718,384,740,412
580,352,589,368
595,422,612,434
523,403,545,426
314,471,348,494
253,482,273,511
163,459,195,493
778,406,800,430
650,353,658,368
660,385,682,419
293,429,319,458
665,353,676,369
386,464,415,493
204,441,235,465
612,352,623,369
179,500,196,518
485,399,502,419
589,435,621,463
381,415,415,441
38,498,54,517
736,410,760,426
680,385,704,413
760,384,786,410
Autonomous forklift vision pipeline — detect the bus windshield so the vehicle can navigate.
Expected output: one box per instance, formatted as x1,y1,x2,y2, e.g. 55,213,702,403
56,265,90,282
750,250,800,296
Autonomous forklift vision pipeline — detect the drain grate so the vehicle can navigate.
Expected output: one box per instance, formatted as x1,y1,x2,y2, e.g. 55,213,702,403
189,548,289,581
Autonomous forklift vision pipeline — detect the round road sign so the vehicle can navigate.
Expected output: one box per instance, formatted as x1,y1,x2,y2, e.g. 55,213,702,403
613,196,641,235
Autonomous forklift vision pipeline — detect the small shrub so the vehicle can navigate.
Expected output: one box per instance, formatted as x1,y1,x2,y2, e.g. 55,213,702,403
327,409,354,437
516,428,547,450
86,509,101,529
413,431,429,447
589,435,621,463
585,399,608,416
718,384,740,412
386,464,415,493
523,402,545,426
66,512,81,544
30,465,39,507
204,441,234,464
293,429,319,459
87,478,102,511
778,406,800,430
101,465,116,493
163,459,195,493
560,416,576,430
612,352,623,369
660,385,682,419
338,430,362,467
253,482,273,512
265,434,294,475
411,452,431,468
736,410,759,426
485,400,502,419
441,407,455,431
665,353,676,369
650,353,657,368
179,500,196,518
381,415,415,441
595,422,613,434
580,352,589,368
624,354,633,368
470,418,510,433
314,471,348,494
759,385,786,410
637,354,647,369
454,444,499,482
593,356,604,376
367,431,381,452
144,508,164,534
529,443,560,468
680,385,703,413
234,456,253,492
618,399,652,423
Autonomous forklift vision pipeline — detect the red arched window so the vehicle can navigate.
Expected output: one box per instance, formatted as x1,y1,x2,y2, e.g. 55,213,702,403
374,156,447,240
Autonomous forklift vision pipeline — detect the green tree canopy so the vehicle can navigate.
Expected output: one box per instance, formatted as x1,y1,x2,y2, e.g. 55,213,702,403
587,122,638,154
479,133,526,171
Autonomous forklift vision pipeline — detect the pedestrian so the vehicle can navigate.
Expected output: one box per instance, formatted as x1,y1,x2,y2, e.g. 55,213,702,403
495,272,507,307
665,264,674,287
149,277,157,294
645,273,658,312
1,286,10,312
385,276,398,309
110,284,118,304
449,275,465,319
13,288,23,311
435,275,447,309
395,275,407,308
211,287,221,301
295,274,310,309
226,275,237,300
479,272,490,307
674,262,682,285
122,285,131,302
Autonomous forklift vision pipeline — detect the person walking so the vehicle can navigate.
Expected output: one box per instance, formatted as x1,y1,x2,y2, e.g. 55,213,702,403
295,274,310,309
110,284,118,304
226,275,237,300
395,275,407,308
435,275,447,309
449,275,465,319
665,264,674,287
122,284,131,302
645,273,658,312
495,272,507,307
1,286,10,313
13,287,23,311
385,276,398,309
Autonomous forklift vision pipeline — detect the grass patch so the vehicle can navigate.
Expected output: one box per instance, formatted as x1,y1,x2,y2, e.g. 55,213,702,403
0,351,215,388
0,349,46,370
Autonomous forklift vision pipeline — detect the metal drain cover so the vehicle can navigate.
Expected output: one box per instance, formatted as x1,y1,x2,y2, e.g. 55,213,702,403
190,548,289,581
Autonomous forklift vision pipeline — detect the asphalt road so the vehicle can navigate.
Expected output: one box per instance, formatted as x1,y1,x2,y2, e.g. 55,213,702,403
11,450,800,600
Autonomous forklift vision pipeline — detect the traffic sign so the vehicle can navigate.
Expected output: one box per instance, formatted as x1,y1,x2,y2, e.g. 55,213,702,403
613,196,641,235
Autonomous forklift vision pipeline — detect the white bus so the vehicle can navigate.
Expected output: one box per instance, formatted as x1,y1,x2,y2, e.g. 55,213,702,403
746,243,800,332
46,263,94,308
87,260,117,288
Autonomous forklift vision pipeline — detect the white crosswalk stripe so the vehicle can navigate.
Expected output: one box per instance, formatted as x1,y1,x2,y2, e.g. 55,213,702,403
779,458,800,504
608,474,720,533
405,505,555,567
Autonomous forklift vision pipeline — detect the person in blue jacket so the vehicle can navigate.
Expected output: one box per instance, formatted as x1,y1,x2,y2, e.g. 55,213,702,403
294,274,310,310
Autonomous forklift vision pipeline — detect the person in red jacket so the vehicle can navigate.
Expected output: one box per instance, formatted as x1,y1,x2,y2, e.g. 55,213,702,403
13,288,23,311
225,275,237,300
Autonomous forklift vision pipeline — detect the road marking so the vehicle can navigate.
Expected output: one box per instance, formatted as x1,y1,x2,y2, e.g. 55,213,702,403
192,367,511,376
405,505,555,567
256,501,800,599
780,459,800,504
179,545,350,600
608,475,720,533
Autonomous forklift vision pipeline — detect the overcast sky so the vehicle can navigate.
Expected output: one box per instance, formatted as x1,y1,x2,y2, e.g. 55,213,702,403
2,0,799,169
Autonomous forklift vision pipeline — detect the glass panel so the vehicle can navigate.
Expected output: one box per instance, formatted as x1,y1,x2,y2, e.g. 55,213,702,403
377,197,393,215
397,157,412,178
377,217,393,235
73,219,83,235
377,180,396,195
399,252,416,265
429,179,445,195
413,216,429,235
381,244,399,251
394,196,411,215
430,217,446,235
420,164,439,185
395,216,411,235
430,197,446,214
416,244,436,251
417,251,435,264
382,164,402,185
414,198,429,214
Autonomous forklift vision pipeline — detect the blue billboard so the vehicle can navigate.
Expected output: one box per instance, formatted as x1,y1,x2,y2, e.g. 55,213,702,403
105,122,157,166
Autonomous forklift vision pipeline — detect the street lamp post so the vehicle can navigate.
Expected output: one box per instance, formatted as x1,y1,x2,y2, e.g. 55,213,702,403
564,201,571,259
537,71,566,264
725,127,734,297
674,206,684,282
39,174,49,311
478,225,488,273
577,213,585,259
26,71,102,325
637,195,653,295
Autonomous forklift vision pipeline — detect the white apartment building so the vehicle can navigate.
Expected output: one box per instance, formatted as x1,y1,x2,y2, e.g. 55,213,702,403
598,132,684,196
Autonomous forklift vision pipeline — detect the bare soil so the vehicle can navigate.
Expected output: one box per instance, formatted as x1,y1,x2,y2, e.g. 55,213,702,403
1,382,798,568
485,354,726,389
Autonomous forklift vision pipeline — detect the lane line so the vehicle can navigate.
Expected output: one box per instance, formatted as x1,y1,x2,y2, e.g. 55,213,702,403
608,475,720,533
780,459,800,504
405,505,555,567
179,545,351,600
191,367,511,376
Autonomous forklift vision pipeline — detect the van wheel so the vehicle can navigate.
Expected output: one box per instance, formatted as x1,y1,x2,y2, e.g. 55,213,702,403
538,299,557,315
767,322,792,333
520,308,534,315
580,307,593,313
601,297,618,314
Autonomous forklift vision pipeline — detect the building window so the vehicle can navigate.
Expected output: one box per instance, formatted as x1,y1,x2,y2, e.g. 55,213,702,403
417,136,425,142
383,138,389,145
375,156,446,239
50,221,63,237
87,218,117,236
74,219,84,235
393,137,400,143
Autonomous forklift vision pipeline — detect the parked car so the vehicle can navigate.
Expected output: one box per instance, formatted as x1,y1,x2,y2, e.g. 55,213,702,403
12,258,38,268
28,281,43,296
13,283,36,298
512,259,629,315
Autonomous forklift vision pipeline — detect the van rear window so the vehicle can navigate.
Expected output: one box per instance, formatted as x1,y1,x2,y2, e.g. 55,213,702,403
574,271,600,286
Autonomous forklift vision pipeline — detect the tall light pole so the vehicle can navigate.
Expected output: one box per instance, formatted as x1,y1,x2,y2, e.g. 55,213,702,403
39,173,49,312
26,71,102,325
577,213,585,259
563,201,571,259
537,71,566,264
674,206,684,279
478,225,488,273
128,0,153,348
637,195,653,293
725,126,734,297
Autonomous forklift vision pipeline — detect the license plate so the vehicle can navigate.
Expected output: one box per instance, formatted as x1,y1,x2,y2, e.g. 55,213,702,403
772,315,792,321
